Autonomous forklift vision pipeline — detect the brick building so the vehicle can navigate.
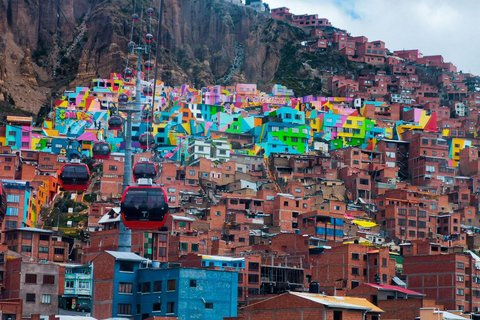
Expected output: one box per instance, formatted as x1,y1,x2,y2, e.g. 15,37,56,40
404,252,480,312
240,291,383,320
4,228,69,263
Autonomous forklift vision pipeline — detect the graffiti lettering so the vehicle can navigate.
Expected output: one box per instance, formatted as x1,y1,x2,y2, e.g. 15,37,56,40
252,97,288,105
57,109,93,123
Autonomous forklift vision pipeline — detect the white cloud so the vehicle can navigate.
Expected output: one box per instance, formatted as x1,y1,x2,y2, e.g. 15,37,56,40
266,0,480,74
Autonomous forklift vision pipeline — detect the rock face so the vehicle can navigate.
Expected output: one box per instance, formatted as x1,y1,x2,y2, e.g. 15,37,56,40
0,0,321,114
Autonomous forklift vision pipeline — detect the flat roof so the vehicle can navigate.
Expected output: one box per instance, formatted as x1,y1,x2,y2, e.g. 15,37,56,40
105,251,148,262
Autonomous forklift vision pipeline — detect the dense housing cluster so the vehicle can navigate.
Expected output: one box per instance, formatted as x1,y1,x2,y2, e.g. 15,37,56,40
0,3,480,320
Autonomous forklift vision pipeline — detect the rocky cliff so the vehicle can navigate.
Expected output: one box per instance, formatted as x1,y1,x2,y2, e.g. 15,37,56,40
0,0,335,114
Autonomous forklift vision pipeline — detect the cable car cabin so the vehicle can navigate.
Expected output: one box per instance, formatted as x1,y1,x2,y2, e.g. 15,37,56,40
121,183,169,229
92,142,111,160
139,133,154,149
59,163,90,192
133,161,158,181
141,109,153,122
108,116,123,130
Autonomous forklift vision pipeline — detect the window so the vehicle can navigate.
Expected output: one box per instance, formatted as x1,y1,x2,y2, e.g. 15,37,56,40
6,208,18,216
26,293,35,303
154,281,162,292
22,232,32,240
43,275,55,285
119,261,134,272
352,253,360,260
382,274,387,282
457,288,464,296
359,179,369,185
248,274,259,284
334,310,342,320
352,268,359,276
191,244,199,252
158,247,166,257
352,281,359,289
39,246,49,253
179,221,186,228
119,282,133,293
118,303,132,315
205,302,213,309
153,303,161,312
39,234,50,241
66,280,74,288
167,279,176,291
142,282,150,293
41,294,51,304
179,242,188,251
190,279,197,287
249,262,260,271
109,165,117,171
457,262,465,269
78,281,90,289
25,274,37,284
457,275,464,282
21,245,32,253
167,302,175,314
7,195,19,203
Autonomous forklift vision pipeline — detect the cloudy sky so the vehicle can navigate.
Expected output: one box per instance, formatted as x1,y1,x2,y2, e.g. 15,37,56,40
266,0,480,75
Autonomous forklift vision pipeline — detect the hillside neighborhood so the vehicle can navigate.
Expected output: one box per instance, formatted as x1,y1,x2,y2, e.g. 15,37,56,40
0,2,479,320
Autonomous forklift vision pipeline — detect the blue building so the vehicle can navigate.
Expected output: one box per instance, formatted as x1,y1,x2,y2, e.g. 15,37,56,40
59,263,93,311
92,251,238,320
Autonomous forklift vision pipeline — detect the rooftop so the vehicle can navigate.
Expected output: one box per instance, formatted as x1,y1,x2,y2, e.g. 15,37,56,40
105,251,148,262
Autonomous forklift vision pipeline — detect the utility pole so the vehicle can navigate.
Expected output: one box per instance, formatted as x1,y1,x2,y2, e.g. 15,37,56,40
118,44,149,252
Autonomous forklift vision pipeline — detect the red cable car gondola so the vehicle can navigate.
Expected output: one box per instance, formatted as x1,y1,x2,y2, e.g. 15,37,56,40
132,13,139,21
120,181,169,229
128,41,136,49
118,93,129,104
144,61,153,71
145,33,153,43
92,141,111,160
133,161,158,181
59,163,90,192
108,116,123,130
124,68,133,80
141,109,153,122
143,86,153,96
139,133,154,149
147,8,154,16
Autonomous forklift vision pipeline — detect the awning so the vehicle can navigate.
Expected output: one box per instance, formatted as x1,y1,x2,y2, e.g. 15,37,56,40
352,220,377,228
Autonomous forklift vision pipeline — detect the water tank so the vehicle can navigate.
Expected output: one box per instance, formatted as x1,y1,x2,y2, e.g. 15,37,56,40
152,261,160,269
309,282,320,294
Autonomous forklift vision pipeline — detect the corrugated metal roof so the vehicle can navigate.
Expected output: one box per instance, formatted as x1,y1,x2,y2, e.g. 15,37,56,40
365,283,424,296
5,227,53,233
105,251,148,262
290,292,383,313
201,255,245,262
171,215,196,222
98,211,121,224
